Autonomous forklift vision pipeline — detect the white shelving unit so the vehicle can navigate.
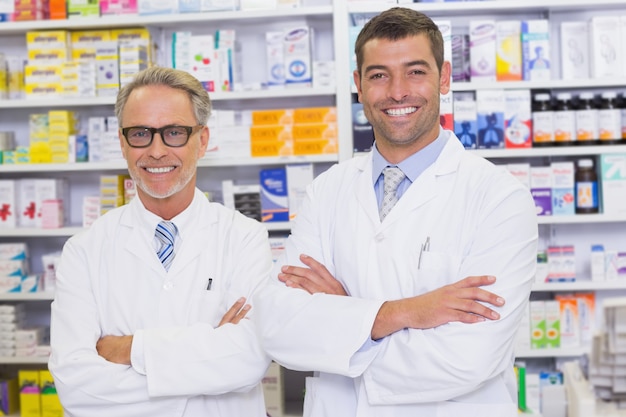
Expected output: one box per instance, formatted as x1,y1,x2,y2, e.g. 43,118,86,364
2,0,626,415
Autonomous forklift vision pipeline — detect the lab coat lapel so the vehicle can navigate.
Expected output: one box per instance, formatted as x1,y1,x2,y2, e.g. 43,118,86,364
381,137,464,226
168,202,213,275
354,153,381,226
121,203,164,276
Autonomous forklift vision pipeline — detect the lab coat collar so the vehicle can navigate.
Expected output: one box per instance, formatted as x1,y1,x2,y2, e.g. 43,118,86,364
354,130,465,227
119,188,215,276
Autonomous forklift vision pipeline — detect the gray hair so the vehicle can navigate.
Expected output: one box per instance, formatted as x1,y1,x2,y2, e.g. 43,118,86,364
115,66,212,126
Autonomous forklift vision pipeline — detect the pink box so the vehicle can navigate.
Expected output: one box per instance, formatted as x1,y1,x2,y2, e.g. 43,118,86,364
100,0,137,15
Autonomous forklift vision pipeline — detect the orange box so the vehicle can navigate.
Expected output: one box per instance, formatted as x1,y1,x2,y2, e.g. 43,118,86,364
293,139,337,155
293,107,337,124
250,125,292,142
251,140,293,157
251,109,294,126
49,0,67,19
292,123,337,141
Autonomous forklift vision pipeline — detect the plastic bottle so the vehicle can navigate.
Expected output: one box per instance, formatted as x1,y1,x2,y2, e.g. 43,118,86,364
553,92,576,146
598,91,622,144
575,92,598,145
532,93,554,147
575,159,599,214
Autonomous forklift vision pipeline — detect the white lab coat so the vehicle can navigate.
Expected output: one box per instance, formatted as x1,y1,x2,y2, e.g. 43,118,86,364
49,188,272,417
254,131,538,417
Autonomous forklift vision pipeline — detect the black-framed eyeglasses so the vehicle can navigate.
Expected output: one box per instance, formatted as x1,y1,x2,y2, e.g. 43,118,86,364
121,125,203,148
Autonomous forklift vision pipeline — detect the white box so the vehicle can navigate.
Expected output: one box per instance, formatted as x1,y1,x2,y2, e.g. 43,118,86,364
16,179,37,228
521,19,550,81
266,31,285,88
0,180,17,229
476,89,505,149
262,362,284,417
560,21,590,80
469,20,496,82
600,153,626,215
590,16,622,79
189,35,218,92
551,161,575,216
286,163,313,221
35,179,66,228
283,26,312,87
506,163,531,188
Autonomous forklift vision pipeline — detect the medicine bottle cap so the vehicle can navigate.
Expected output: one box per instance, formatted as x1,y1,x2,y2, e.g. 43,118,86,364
535,93,551,101
556,92,572,100
601,91,617,99
577,159,593,168
579,92,594,100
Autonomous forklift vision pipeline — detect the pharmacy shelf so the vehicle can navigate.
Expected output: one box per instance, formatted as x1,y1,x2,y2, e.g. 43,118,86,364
0,221,292,237
0,87,337,109
347,0,626,15
0,356,49,364
452,78,626,92
537,213,626,225
0,154,338,173
0,5,333,35
0,292,54,301
474,144,626,159
532,281,626,292
515,346,589,358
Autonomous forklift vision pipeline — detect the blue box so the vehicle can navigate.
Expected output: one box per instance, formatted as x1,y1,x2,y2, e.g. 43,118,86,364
260,168,289,222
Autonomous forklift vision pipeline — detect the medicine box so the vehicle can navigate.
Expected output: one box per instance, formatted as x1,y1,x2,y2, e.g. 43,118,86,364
283,26,312,87
529,300,546,349
560,21,590,80
18,370,41,417
476,89,505,149
504,89,531,148
600,153,626,215
590,16,622,79
260,168,289,222
530,166,552,216
453,94,477,149
521,19,550,81
495,20,522,81
469,20,496,82
551,161,575,216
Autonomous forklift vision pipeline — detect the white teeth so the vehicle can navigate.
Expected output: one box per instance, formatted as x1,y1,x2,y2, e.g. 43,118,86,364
146,167,175,174
386,107,417,116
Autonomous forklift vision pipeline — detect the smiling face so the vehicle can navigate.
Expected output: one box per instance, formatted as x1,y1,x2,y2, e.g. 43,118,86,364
353,34,450,163
119,84,208,218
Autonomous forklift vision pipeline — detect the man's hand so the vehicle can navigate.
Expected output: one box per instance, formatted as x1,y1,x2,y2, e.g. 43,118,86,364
372,275,505,340
96,335,133,365
279,254,347,296
218,297,251,327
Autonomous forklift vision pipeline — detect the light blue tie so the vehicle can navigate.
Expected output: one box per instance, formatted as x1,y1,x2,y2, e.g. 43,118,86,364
155,221,177,271
380,166,406,221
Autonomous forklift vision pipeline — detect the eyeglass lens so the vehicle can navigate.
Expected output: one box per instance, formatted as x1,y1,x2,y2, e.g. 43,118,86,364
125,126,193,148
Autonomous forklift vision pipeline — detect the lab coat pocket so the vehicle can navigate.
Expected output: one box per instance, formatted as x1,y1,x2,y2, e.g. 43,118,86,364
190,290,224,325
416,251,459,291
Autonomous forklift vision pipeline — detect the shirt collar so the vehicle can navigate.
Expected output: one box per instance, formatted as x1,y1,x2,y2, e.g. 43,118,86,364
372,127,448,184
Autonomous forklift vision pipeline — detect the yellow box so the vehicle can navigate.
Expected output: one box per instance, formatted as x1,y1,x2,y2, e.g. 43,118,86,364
26,30,70,47
293,107,337,124
40,370,63,417
24,64,63,83
70,29,111,43
25,83,63,97
250,125,292,142
27,48,69,62
251,140,293,157
18,370,41,417
70,46,97,61
293,139,337,155
251,109,294,126
110,28,151,42
292,122,337,141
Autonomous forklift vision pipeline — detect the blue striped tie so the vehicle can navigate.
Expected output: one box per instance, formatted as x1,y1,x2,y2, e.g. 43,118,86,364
155,221,177,271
